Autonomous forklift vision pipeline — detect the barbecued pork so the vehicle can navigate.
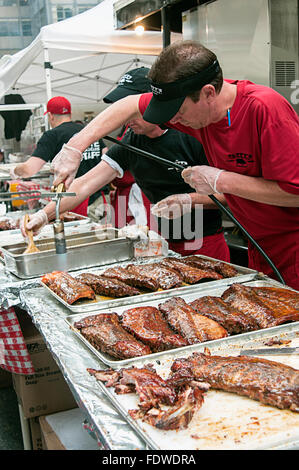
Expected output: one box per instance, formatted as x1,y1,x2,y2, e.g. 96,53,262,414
76,313,151,359
102,266,158,291
121,306,188,352
181,255,238,278
159,297,228,344
221,283,299,328
42,271,96,304
88,366,206,430
88,366,176,407
170,351,299,412
190,296,257,334
160,257,223,284
126,263,183,290
76,272,140,298
253,286,299,312
0,218,19,231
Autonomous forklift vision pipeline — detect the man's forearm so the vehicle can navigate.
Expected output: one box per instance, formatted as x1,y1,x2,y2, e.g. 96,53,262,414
44,160,118,221
190,192,227,208
217,172,299,207
68,95,141,152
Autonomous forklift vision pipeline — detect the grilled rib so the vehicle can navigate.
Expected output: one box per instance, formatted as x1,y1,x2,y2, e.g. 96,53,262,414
170,351,299,412
181,255,238,278
88,366,206,430
221,283,299,328
102,266,158,291
159,297,228,344
76,272,140,298
126,263,183,290
190,296,257,334
121,306,188,352
76,313,151,359
41,271,96,304
160,257,223,284
253,286,299,313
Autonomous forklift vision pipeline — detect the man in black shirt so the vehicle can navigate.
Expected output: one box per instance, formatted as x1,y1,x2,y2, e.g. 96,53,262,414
22,114,230,261
10,96,108,215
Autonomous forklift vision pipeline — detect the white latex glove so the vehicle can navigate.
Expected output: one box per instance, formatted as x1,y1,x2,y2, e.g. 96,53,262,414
20,210,48,238
9,168,19,180
182,165,225,195
151,193,192,219
51,144,82,189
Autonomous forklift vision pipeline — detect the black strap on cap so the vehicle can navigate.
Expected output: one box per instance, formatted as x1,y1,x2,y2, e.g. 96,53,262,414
149,60,220,101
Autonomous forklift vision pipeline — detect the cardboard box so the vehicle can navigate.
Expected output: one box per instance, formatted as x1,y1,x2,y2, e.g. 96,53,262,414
39,408,99,450
29,417,43,450
12,331,77,418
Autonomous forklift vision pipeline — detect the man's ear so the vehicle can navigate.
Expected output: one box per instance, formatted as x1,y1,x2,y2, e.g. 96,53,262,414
201,84,216,103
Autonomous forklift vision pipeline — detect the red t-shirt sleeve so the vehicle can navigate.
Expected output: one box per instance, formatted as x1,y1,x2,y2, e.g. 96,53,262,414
138,93,152,115
259,102,299,195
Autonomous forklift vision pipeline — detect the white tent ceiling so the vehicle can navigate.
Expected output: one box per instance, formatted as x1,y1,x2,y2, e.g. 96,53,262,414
0,0,182,105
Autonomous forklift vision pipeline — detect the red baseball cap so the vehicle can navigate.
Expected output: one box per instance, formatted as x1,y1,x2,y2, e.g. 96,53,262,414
44,96,71,115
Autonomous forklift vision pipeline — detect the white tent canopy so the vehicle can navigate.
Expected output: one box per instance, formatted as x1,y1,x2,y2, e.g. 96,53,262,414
0,0,181,105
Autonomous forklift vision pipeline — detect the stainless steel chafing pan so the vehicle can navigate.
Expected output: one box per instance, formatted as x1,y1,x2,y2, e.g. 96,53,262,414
1,229,134,279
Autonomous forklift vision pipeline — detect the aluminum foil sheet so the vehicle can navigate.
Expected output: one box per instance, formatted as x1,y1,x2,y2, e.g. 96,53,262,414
0,263,40,309
19,286,147,450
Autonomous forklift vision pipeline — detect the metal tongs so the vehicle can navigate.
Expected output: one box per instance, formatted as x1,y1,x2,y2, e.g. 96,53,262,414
50,183,76,254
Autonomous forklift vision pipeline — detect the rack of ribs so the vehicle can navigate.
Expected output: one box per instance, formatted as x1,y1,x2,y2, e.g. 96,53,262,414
126,263,183,290
181,255,238,278
102,266,158,291
76,272,140,298
120,306,188,352
190,296,257,334
159,257,223,284
221,283,299,328
253,286,299,312
88,365,206,430
41,271,96,304
159,297,228,344
170,351,299,412
74,313,151,359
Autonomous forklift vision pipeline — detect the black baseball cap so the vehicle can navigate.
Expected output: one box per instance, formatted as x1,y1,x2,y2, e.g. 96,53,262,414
103,67,151,103
143,60,221,124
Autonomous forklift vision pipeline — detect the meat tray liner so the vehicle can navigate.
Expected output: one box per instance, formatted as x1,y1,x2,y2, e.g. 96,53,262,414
41,255,258,313
66,278,299,450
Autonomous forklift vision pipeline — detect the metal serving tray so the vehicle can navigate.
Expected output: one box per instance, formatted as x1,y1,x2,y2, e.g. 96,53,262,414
43,255,258,313
1,229,134,279
89,321,299,450
65,278,298,368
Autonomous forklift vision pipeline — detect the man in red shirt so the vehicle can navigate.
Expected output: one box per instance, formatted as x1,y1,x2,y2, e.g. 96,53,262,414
30,41,299,288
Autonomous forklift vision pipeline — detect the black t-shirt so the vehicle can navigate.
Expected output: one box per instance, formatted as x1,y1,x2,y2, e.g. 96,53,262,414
106,128,222,242
32,121,108,203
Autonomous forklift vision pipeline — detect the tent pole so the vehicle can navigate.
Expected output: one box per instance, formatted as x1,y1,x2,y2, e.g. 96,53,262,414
44,48,52,100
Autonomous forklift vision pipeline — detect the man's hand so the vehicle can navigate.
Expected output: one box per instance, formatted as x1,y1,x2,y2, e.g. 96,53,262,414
9,168,18,180
182,165,224,194
51,144,82,189
20,210,48,238
151,193,192,219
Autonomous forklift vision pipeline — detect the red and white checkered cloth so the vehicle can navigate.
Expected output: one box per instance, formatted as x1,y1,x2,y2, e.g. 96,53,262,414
0,307,34,374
